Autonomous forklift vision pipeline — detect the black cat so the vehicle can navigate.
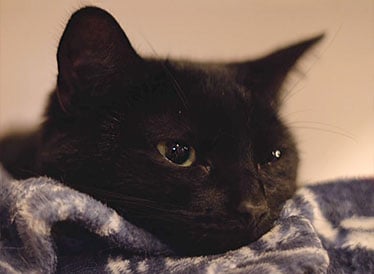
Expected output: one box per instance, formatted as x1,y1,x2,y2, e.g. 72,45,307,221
0,7,322,255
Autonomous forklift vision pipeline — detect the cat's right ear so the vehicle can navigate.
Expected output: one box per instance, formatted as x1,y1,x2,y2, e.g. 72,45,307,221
231,35,323,110
56,7,142,114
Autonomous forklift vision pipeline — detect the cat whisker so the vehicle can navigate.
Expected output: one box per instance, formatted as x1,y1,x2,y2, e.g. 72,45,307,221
286,120,354,137
281,109,315,119
281,85,305,105
280,38,325,105
287,125,357,142
162,60,189,110
75,186,192,216
13,168,40,177
140,33,189,110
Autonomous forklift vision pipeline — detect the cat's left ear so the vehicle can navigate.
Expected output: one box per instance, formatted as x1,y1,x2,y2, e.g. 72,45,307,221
232,35,323,109
56,7,142,113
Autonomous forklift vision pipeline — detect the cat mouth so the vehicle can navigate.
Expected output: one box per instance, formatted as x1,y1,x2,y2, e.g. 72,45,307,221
141,212,276,256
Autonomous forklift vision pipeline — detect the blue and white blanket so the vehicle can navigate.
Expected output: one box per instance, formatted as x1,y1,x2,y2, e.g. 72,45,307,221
0,165,373,273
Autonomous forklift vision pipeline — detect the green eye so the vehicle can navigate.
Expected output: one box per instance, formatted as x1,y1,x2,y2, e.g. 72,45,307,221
157,141,196,167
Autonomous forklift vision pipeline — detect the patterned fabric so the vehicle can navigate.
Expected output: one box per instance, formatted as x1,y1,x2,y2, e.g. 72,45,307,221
0,165,373,273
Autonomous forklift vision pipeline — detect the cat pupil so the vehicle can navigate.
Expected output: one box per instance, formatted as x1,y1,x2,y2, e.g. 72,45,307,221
272,150,281,159
257,149,282,167
269,149,282,163
166,142,190,164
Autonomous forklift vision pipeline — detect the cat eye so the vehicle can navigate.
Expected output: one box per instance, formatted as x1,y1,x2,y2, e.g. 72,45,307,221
271,149,282,160
258,149,282,168
267,149,282,164
157,141,196,167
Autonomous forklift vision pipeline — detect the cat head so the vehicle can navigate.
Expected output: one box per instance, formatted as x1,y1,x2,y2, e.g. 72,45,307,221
40,7,321,255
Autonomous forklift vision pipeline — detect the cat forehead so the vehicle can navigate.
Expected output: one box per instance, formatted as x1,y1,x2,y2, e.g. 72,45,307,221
167,61,251,108
139,61,253,139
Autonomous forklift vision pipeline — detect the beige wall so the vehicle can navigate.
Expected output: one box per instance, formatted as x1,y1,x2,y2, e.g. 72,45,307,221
0,0,373,184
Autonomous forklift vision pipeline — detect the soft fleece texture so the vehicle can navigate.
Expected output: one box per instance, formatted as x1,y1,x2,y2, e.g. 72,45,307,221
0,165,373,273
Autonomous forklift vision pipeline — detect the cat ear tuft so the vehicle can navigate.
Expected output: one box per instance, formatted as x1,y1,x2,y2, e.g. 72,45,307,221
233,34,324,109
57,6,141,113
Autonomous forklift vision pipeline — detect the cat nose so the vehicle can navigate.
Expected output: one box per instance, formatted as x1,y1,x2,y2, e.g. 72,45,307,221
237,201,268,221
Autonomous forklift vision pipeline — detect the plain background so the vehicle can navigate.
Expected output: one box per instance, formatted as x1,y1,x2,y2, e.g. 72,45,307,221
0,0,373,184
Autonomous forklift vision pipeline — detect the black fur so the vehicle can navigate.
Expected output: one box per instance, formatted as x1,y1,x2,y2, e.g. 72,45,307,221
0,7,322,255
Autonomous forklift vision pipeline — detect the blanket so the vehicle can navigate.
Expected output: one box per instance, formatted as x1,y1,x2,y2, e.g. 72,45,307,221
0,165,373,273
